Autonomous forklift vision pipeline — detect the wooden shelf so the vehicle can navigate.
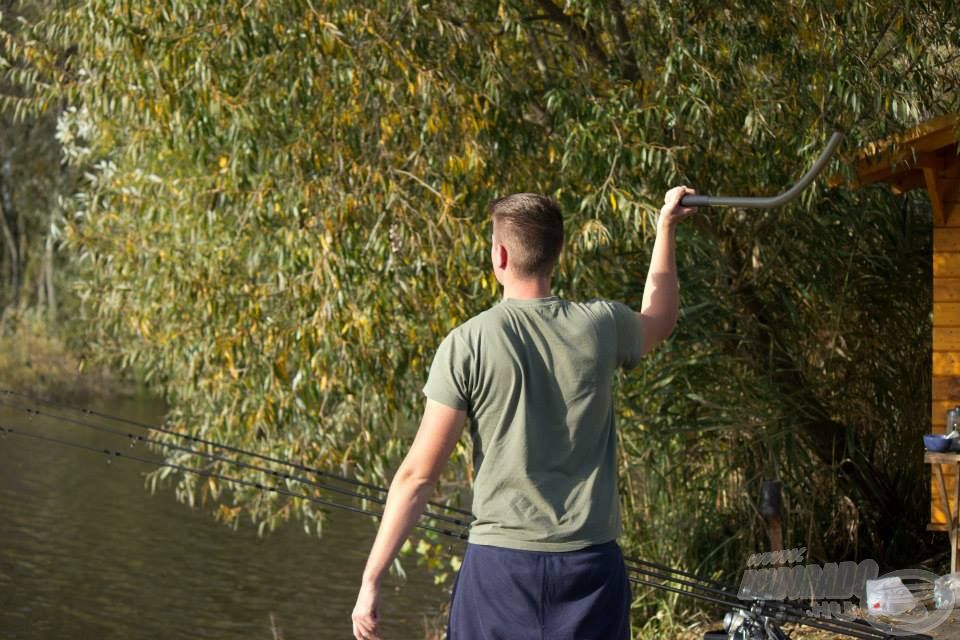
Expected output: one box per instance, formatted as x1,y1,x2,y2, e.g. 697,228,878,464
925,450,960,464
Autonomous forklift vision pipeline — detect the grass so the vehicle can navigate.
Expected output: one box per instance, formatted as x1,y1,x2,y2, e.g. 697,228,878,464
0,311,129,400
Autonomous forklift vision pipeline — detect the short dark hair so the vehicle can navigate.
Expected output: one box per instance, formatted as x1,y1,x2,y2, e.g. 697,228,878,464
489,193,564,278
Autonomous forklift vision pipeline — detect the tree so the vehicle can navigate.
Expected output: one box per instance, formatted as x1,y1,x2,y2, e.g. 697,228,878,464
3,0,958,627
0,1,69,321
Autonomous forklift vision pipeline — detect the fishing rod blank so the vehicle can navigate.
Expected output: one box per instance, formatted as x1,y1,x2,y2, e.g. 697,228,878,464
0,420,721,591
0,388,391,494
0,388,473,518
628,563,739,602
679,132,845,208
0,423,471,541
0,399,472,529
2,391,755,583
625,556,737,592
3,393,931,639
9,394,739,584
629,574,737,609
0,419,741,590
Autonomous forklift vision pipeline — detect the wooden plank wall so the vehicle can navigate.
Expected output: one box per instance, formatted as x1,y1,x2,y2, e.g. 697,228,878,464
931,163,960,530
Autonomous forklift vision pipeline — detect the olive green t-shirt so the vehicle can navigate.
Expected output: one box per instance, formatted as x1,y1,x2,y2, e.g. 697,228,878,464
422,296,643,551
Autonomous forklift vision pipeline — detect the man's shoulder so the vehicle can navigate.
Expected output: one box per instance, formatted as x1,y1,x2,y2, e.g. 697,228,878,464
445,298,625,339
463,298,621,323
432,306,496,346
569,297,623,322
448,305,506,340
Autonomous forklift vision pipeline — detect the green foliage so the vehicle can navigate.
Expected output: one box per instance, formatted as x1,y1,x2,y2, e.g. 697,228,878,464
3,0,959,628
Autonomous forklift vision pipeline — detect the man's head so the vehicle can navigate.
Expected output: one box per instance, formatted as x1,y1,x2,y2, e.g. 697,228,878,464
489,193,564,282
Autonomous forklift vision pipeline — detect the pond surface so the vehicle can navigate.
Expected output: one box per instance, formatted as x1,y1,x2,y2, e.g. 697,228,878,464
0,396,451,639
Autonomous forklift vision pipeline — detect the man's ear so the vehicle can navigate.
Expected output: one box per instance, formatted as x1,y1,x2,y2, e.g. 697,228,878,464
495,243,508,270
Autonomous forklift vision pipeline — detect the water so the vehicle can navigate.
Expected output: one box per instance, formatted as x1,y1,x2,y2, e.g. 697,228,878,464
0,397,452,639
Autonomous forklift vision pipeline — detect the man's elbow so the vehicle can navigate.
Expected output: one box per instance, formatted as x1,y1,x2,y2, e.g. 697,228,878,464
640,317,678,355
392,461,439,492
661,317,678,341
640,312,677,352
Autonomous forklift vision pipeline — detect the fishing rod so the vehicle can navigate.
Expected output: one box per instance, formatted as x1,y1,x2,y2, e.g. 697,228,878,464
0,388,472,518
0,398,472,529
679,132,845,208
0,423,470,541
626,561,925,640
0,417,706,592
1,393,745,591
0,391,752,576
0,389,771,584
0,394,933,639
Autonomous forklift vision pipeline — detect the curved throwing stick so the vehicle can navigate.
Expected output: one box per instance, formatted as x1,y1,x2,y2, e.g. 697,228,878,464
680,132,845,208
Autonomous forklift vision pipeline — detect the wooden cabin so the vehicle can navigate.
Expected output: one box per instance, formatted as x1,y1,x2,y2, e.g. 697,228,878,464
847,114,959,532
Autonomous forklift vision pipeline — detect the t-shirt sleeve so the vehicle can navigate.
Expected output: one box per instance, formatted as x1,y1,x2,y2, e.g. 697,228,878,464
608,300,644,370
422,331,472,411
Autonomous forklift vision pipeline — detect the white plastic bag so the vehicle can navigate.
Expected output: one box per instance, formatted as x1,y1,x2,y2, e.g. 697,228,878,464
865,577,916,616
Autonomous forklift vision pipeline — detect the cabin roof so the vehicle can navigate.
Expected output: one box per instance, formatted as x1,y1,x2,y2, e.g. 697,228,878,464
842,114,959,225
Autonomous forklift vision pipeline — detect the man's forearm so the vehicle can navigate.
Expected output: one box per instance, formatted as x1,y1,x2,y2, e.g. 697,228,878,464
640,218,679,342
360,470,435,587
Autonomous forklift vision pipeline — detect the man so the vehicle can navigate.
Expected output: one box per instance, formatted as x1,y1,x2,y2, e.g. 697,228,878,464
352,186,697,640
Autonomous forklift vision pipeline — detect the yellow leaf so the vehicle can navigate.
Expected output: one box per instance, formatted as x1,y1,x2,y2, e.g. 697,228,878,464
609,192,617,210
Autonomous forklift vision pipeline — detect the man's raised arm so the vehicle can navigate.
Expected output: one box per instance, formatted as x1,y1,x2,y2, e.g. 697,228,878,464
639,186,697,356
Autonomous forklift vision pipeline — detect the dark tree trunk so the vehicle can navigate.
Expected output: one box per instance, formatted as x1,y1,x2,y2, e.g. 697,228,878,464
0,150,22,306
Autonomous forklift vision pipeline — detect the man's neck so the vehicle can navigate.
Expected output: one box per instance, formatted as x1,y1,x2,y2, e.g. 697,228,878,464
502,277,552,301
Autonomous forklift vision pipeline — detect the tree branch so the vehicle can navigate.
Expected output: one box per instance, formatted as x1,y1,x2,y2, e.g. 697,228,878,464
532,0,610,70
0,148,20,304
610,0,640,82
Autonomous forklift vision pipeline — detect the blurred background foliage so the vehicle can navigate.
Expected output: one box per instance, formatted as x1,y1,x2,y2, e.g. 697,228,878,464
0,1,121,397
2,0,959,634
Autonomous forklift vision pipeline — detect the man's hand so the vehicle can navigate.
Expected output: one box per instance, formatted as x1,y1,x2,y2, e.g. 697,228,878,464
637,185,698,355
658,185,698,229
352,582,382,640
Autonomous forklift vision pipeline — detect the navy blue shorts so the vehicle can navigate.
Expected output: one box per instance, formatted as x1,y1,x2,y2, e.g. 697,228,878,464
447,540,632,640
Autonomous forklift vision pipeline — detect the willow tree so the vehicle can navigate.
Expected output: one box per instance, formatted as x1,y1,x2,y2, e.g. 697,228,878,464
3,0,959,625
